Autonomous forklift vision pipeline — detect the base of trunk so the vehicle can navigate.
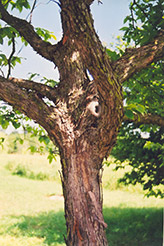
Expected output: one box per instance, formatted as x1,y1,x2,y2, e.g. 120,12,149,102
60,145,108,246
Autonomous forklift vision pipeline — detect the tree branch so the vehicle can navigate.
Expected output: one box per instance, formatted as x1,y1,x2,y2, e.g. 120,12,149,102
123,113,164,127
0,1,60,64
7,34,15,79
0,76,47,110
113,32,164,83
8,76,59,102
0,76,66,147
4,0,12,7
0,76,60,128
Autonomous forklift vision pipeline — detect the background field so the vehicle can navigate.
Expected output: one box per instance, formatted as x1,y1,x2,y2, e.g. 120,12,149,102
0,133,163,246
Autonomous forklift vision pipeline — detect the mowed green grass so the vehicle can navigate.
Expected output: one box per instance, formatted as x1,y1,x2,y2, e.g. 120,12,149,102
0,153,163,246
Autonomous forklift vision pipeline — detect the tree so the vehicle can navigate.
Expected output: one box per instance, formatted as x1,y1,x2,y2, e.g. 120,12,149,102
0,0,163,245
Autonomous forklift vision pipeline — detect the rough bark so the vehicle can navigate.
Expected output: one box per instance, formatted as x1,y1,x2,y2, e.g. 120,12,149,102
60,142,108,245
0,0,164,245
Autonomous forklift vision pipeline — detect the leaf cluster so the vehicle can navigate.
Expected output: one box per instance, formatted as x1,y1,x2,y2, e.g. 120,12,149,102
105,50,164,198
0,102,58,163
111,57,164,198
23,124,58,163
35,27,57,42
0,103,21,129
124,61,164,119
111,123,164,198
107,1,164,197
121,0,164,45
1,0,30,12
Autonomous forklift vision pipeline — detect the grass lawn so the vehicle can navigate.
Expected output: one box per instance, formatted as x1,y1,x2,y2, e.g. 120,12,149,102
0,153,163,246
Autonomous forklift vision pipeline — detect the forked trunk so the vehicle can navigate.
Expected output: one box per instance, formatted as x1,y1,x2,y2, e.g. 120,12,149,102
60,141,108,246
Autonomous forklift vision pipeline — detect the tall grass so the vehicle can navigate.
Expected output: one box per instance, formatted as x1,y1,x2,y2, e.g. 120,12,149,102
5,161,58,181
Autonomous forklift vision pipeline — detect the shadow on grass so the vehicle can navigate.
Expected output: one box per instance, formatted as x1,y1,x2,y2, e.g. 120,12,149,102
104,207,163,246
3,207,163,246
6,211,66,245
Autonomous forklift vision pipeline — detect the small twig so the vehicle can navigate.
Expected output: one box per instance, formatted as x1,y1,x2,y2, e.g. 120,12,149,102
98,0,103,4
3,0,12,7
130,2,136,30
29,0,37,24
7,33,15,79
49,0,61,8
133,0,157,30
0,67,5,77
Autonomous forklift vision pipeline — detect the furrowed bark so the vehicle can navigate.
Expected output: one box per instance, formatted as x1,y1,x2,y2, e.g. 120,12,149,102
60,143,108,246
53,1,123,244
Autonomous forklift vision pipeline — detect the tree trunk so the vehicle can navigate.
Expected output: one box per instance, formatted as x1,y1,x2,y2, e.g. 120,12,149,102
53,42,123,245
48,3,123,245
60,142,108,246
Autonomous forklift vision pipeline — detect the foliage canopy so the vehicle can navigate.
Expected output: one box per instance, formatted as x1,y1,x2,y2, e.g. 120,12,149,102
109,0,164,198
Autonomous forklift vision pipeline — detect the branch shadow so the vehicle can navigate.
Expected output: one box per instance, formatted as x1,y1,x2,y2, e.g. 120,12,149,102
2,207,163,246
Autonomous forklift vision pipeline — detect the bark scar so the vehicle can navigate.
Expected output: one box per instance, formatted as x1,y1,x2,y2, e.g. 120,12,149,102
73,218,83,242
88,191,107,228
62,30,70,45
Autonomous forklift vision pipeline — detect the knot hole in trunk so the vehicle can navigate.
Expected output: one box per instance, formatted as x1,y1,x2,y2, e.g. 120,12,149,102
87,96,101,117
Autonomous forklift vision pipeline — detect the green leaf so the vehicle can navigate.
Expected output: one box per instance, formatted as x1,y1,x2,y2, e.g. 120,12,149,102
12,121,21,129
39,135,50,145
0,54,8,66
144,141,161,151
50,34,57,41
18,138,24,145
0,36,3,45
21,36,28,46
124,109,134,119
106,49,120,61
120,27,129,31
11,0,30,12
0,116,9,129
47,154,54,164
28,72,40,81
35,27,51,41
11,56,22,67
28,145,37,153
0,137,4,144
35,27,57,42
135,104,146,114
